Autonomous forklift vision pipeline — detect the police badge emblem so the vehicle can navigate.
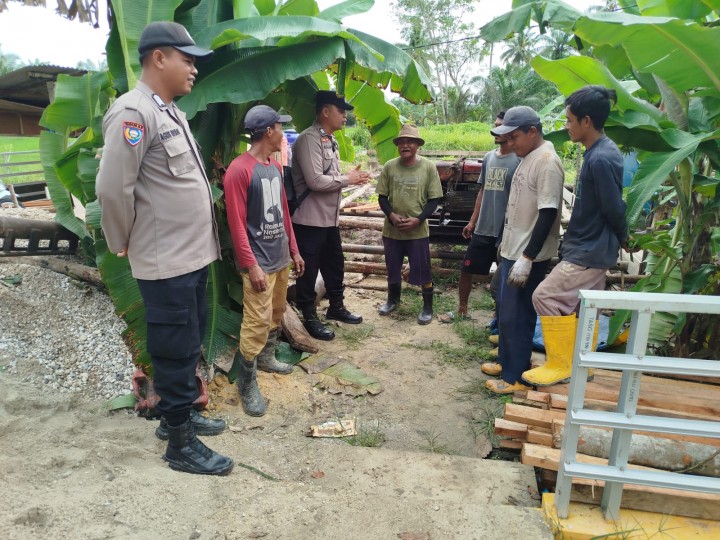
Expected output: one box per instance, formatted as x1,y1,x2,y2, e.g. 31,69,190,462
123,121,145,146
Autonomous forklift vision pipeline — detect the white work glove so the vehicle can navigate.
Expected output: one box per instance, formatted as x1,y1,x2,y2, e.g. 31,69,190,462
507,256,533,288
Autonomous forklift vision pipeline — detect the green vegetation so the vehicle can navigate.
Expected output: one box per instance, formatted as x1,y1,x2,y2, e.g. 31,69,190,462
336,324,375,350
0,136,41,184
346,420,386,448
347,121,496,155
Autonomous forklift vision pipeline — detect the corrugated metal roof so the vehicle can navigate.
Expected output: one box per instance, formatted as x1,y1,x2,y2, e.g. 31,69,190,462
0,66,87,108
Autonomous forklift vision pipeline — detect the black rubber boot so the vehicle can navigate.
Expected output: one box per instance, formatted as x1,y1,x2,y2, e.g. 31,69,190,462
155,409,226,440
236,353,267,417
164,419,234,476
256,329,293,374
326,300,363,324
302,308,335,341
378,283,401,316
418,286,434,325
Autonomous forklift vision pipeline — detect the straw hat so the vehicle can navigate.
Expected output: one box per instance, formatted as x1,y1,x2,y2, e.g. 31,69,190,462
392,124,425,146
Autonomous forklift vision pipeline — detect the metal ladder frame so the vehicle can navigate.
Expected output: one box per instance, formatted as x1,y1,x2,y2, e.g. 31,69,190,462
555,290,720,520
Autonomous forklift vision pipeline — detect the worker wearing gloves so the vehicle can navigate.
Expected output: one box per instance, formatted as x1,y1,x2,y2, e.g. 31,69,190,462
485,106,564,395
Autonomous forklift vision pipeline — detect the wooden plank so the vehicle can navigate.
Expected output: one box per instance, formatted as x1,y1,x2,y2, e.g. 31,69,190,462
493,418,528,440
524,443,720,520
504,403,565,430
498,439,524,450
527,429,553,446
542,369,720,421
527,390,551,404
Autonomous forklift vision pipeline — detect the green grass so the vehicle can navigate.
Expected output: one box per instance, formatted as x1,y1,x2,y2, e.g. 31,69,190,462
0,135,42,184
346,420,386,448
419,122,496,152
336,324,375,350
346,121,497,156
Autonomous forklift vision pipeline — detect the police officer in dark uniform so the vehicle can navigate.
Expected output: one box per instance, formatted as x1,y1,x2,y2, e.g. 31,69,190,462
290,91,370,340
96,22,233,476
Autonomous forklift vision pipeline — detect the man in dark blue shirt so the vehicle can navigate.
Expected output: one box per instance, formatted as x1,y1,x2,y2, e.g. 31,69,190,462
523,85,628,387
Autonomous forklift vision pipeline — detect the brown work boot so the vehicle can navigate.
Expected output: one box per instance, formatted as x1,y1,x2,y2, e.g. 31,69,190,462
481,362,502,376
485,379,530,395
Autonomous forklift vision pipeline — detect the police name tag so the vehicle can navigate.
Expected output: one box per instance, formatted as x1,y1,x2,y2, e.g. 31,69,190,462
123,121,145,146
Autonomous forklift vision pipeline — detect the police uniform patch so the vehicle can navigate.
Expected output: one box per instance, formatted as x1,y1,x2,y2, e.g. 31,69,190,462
122,121,145,146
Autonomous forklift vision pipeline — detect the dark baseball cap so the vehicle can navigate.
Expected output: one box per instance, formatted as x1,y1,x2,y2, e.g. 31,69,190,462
244,105,292,131
490,106,541,135
138,21,213,61
316,90,354,111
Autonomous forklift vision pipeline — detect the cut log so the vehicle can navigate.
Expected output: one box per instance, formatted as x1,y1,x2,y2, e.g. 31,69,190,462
522,443,720,520
551,423,720,477
339,216,384,231
344,261,457,277
280,305,319,354
342,243,464,261
0,256,104,289
340,184,372,209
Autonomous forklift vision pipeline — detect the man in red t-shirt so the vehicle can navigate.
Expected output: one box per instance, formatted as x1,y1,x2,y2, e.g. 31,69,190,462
224,105,304,417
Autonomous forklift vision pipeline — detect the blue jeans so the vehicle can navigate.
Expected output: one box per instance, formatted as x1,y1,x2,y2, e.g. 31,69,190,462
497,257,549,384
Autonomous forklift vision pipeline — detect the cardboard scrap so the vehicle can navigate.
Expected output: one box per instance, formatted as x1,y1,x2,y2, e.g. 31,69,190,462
306,419,357,438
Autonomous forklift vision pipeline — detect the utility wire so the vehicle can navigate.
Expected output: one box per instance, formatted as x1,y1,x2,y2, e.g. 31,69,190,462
399,3,640,51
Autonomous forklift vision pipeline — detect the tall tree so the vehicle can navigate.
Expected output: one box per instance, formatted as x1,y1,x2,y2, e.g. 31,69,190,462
500,29,539,65
0,44,23,75
537,28,576,60
0,0,102,26
393,0,485,124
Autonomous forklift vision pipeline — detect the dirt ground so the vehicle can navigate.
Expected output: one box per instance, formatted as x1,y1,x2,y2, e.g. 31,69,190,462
0,270,552,539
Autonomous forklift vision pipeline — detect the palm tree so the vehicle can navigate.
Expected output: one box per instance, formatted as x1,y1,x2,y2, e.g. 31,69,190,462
500,30,539,65
481,63,557,115
537,28,576,60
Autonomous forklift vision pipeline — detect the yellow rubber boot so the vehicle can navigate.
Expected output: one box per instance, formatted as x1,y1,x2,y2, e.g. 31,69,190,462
521,315,577,386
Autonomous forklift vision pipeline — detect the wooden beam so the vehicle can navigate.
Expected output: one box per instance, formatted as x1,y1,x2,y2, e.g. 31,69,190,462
522,443,720,520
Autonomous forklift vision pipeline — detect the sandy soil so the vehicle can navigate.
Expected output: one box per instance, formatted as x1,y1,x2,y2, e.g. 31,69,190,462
0,271,551,539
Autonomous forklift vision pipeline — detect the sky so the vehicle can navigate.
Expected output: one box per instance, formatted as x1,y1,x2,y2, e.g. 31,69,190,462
0,0,600,68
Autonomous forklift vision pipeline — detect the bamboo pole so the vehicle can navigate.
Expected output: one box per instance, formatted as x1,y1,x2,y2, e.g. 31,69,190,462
344,260,457,277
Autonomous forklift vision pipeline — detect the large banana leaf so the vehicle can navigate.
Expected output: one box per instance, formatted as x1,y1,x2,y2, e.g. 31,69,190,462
39,131,89,240
479,0,581,42
107,0,183,92
178,38,346,118
636,0,720,19
531,56,663,122
318,0,374,22
85,201,152,368
573,13,720,95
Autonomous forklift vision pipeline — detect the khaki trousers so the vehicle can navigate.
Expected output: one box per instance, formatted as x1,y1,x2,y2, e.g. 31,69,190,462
532,261,606,316
239,267,289,360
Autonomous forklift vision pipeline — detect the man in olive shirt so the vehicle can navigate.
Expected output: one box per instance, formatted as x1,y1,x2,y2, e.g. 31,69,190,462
291,90,370,341
96,22,232,476
376,124,443,324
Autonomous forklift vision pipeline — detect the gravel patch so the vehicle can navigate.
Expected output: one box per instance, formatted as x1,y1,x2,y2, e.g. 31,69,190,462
0,259,134,401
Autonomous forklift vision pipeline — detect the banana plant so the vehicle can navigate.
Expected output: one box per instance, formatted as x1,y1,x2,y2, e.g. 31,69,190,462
480,1,720,357
39,0,434,370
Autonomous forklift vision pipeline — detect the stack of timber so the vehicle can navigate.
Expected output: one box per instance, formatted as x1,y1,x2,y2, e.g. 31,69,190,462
493,369,720,519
